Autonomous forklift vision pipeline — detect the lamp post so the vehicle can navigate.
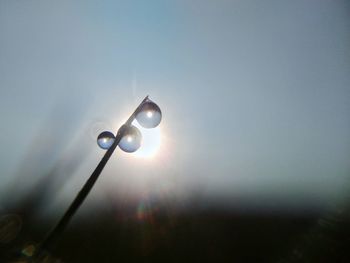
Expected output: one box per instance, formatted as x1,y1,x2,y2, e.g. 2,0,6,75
36,95,162,255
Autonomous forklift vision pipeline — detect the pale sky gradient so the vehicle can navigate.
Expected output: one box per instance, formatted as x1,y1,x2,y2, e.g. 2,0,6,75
0,0,350,216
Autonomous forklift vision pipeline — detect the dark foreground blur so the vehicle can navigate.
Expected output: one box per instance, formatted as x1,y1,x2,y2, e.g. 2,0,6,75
1,201,349,263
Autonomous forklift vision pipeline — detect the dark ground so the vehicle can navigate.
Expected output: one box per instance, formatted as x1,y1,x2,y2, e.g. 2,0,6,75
1,201,350,263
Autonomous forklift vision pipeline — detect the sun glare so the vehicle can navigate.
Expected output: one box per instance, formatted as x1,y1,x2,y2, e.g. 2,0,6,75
132,121,161,158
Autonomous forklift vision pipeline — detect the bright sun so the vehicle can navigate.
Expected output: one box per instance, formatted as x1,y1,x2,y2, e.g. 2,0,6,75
132,121,161,158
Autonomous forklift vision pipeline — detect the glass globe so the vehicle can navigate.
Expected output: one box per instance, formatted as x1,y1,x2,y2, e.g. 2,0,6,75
119,125,142,153
97,131,115,150
136,101,162,128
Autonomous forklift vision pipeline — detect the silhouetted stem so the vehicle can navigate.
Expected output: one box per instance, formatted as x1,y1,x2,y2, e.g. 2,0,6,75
37,96,149,253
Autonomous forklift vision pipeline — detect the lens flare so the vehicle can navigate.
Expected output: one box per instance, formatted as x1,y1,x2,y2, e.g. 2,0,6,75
132,121,161,158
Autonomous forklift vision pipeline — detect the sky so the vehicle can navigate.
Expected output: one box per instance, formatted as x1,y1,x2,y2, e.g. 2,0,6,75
0,0,350,218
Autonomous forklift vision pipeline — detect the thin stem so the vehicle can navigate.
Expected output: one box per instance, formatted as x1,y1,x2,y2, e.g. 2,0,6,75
37,95,149,253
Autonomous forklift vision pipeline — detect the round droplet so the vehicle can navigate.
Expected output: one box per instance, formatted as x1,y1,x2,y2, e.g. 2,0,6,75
119,125,142,153
136,101,162,128
89,120,112,141
97,131,115,150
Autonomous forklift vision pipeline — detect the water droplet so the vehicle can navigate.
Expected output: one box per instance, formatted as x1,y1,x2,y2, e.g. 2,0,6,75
119,125,142,152
136,101,162,128
97,131,115,150
89,120,112,140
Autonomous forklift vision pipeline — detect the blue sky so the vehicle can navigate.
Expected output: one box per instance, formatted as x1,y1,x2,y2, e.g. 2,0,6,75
0,0,350,216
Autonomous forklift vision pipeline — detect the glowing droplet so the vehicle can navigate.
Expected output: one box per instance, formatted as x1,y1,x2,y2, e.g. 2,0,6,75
97,131,115,150
136,101,162,128
119,125,142,153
